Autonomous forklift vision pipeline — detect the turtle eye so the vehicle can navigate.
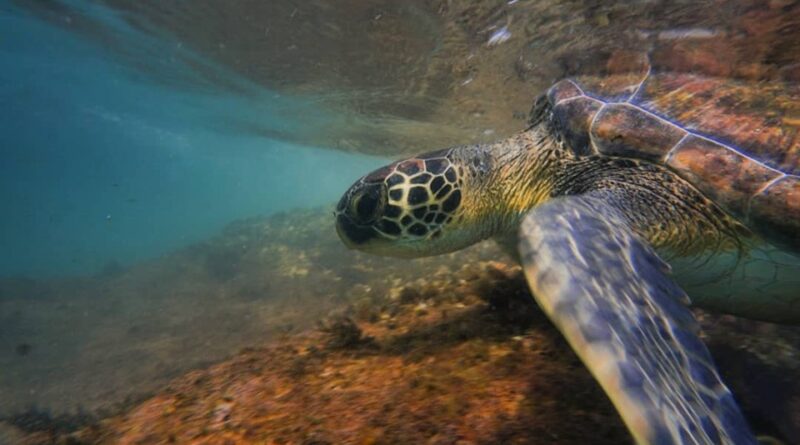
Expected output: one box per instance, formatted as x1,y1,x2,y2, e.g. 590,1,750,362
349,183,386,225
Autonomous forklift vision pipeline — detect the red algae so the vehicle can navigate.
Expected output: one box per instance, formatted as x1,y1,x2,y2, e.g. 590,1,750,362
4,210,799,444
64,267,630,445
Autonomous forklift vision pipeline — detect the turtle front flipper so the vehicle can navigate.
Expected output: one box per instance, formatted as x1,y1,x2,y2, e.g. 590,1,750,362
517,194,757,445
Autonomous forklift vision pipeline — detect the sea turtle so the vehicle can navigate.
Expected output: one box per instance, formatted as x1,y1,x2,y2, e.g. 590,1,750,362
334,70,800,444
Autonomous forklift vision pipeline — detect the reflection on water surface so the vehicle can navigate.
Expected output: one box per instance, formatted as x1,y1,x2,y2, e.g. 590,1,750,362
17,0,800,155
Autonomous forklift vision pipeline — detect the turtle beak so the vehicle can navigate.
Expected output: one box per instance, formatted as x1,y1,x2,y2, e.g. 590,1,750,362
335,180,384,248
336,213,377,248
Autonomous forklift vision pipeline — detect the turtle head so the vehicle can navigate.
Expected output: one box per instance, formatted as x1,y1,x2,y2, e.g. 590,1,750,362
336,132,558,258
336,148,496,258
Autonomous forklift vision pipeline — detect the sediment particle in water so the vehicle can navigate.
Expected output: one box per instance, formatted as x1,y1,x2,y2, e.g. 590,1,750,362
15,343,32,356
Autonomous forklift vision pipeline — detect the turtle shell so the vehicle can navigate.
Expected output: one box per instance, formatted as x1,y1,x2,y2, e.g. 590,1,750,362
544,72,800,250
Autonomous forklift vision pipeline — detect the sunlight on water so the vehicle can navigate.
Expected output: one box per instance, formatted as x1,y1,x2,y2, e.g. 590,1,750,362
0,3,386,277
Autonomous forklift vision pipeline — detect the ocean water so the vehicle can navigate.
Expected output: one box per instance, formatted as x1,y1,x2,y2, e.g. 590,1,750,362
0,2,385,277
2,1,800,444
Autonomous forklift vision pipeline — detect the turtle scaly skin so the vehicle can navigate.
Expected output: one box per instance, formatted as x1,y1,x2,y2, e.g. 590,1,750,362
336,129,743,259
335,71,800,445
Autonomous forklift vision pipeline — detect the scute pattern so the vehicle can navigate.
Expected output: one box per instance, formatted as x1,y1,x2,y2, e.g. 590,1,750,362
373,150,463,240
635,73,800,175
749,176,800,250
667,135,781,218
591,103,686,161
551,95,603,155
545,73,800,249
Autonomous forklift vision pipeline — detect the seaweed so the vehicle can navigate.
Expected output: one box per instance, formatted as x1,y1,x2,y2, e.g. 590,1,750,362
318,316,375,350
3,208,799,444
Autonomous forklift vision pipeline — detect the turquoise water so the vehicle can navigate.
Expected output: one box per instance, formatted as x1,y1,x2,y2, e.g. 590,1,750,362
0,2,385,277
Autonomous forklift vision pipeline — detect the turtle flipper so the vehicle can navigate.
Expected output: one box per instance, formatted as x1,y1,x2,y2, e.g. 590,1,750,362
517,194,757,445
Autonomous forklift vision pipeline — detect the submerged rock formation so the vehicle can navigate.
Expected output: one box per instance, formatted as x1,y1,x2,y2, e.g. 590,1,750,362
3,209,798,444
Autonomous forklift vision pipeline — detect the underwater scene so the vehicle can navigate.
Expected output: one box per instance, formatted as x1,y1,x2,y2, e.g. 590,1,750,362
2,1,800,444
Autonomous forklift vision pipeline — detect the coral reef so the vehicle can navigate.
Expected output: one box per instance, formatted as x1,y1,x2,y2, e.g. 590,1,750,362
42,264,633,445
2,208,799,444
0,208,496,419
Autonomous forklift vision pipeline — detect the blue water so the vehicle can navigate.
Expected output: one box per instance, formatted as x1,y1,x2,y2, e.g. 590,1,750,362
0,3,385,277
